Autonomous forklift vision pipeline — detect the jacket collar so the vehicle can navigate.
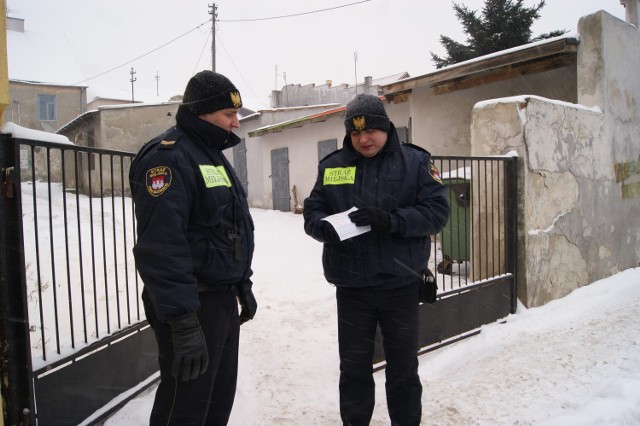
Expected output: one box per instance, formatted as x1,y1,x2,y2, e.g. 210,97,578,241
176,107,241,151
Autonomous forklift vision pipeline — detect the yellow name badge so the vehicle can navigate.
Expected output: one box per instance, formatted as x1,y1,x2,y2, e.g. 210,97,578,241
199,165,232,188
324,167,356,185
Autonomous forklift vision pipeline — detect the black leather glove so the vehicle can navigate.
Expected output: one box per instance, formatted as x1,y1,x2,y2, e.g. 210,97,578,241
167,312,209,381
237,281,257,324
320,221,340,243
419,268,438,304
348,207,391,232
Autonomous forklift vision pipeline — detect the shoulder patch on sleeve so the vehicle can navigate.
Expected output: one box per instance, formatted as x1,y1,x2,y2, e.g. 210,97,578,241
146,166,173,196
429,163,443,185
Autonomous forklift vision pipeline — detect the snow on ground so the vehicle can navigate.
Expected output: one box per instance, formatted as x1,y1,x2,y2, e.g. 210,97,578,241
103,209,640,425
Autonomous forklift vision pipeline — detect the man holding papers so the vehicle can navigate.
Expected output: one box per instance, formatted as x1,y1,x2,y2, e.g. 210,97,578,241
303,94,449,426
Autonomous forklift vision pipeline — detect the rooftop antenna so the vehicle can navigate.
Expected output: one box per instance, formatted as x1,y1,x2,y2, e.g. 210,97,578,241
129,67,137,103
283,71,289,107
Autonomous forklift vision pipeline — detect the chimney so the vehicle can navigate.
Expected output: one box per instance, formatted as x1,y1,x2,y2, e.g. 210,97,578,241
270,90,282,108
621,0,639,28
364,76,373,95
7,17,25,33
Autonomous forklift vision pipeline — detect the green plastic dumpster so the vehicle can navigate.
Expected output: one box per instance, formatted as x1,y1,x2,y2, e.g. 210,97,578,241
438,167,470,274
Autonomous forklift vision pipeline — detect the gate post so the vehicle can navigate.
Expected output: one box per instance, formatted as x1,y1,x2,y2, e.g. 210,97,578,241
0,134,35,425
505,156,519,314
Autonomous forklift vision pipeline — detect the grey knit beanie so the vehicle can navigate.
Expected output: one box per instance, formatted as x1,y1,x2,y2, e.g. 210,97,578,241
180,71,242,116
344,94,390,133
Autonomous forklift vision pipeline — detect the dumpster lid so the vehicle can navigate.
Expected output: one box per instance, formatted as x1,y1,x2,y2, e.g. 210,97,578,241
441,166,471,181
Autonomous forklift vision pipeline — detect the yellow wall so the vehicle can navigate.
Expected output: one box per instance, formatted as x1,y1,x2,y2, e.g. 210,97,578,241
1,0,9,126
0,1,6,422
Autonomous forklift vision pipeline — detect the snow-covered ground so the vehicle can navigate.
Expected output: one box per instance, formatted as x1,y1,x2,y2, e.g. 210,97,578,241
101,209,640,425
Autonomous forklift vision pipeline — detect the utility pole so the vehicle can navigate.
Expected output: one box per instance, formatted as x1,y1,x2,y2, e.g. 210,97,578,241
354,51,358,95
209,3,218,72
129,67,137,103
155,71,160,96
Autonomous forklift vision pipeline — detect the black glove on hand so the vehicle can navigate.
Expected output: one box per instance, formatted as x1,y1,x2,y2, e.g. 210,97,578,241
348,207,391,232
168,312,209,381
237,281,258,324
419,268,438,304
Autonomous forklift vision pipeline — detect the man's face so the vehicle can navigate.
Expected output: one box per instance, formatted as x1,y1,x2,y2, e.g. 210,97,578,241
199,108,240,132
350,129,388,157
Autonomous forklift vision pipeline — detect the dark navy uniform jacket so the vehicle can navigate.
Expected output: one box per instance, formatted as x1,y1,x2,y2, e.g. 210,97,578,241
303,123,450,289
129,108,254,322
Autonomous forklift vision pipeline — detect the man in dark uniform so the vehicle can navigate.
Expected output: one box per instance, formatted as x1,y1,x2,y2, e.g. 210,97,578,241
303,94,450,425
129,71,257,425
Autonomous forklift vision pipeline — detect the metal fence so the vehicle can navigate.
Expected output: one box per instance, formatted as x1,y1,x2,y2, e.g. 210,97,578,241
430,155,517,299
0,134,157,425
374,154,518,365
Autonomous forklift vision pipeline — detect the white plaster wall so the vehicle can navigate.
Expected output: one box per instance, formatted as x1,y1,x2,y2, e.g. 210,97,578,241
409,67,578,157
252,115,345,210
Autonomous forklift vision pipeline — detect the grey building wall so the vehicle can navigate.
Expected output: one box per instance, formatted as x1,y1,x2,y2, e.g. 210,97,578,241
4,81,87,133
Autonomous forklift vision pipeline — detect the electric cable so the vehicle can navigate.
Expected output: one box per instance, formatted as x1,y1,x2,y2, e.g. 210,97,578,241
218,0,372,22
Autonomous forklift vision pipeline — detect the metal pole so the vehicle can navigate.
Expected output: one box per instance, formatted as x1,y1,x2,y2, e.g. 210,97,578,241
209,3,218,72
129,67,137,103
0,134,36,425
354,51,358,95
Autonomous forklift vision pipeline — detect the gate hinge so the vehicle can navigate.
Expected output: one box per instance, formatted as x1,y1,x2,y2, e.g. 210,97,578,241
3,166,16,199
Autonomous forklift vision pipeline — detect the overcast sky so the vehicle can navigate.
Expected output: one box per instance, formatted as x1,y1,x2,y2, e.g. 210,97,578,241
8,0,628,110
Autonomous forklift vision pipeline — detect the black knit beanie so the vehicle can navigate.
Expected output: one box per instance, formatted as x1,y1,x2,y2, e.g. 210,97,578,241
180,71,243,116
344,94,390,133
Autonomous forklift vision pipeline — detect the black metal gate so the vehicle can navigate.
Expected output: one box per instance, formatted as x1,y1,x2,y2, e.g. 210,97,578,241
0,134,157,425
374,155,518,365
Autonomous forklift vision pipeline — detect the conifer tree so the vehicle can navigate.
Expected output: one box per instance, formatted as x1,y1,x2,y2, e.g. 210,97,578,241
431,0,566,68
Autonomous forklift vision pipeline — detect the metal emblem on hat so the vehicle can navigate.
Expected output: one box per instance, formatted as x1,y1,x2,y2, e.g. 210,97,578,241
146,166,173,197
230,91,242,108
353,116,366,131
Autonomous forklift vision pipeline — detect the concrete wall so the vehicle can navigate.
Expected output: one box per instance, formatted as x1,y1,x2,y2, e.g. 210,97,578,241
58,103,179,196
3,81,87,132
470,11,640,307
97,103,178,152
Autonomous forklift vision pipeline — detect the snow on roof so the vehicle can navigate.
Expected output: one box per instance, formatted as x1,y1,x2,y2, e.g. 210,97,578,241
6,22,85,86
1,122,73,144
371,72,410,86
474,94,603,113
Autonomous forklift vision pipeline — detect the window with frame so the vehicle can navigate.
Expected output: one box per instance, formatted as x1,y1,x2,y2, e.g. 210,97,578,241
37,94,57,121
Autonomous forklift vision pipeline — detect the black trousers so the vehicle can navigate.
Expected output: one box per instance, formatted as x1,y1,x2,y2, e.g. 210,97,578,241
336,283,422,426
144,288,240,426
